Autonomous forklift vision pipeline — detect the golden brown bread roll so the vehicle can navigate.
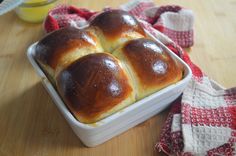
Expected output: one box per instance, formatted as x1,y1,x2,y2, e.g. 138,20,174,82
90,10,146,52
56,53,135,123
35,27,103,79
113,38,183,99
35,10,184,124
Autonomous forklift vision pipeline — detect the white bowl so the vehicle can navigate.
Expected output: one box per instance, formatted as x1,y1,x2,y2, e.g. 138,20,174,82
27,31,192,147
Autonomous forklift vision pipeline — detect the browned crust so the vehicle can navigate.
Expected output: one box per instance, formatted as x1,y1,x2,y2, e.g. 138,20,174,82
122,38,183,87
56,53,133,123
90,10,146,39
35,11,183,124
35,27,98,69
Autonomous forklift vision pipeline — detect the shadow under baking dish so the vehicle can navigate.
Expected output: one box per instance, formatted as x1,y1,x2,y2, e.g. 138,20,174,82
27,31,192,147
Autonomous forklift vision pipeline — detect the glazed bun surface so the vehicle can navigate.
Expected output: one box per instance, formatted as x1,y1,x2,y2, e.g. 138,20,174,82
35,27,103,78
113,38,183,99
90,10,146,52
56,53,135,123
35,10,184,123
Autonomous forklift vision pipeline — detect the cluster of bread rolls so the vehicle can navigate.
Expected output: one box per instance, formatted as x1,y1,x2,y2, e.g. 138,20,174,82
35,10,183,123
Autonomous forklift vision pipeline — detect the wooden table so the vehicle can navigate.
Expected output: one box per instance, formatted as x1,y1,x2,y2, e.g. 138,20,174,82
0,0,235,155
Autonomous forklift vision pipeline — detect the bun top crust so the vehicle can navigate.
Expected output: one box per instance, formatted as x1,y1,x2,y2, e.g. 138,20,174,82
122,38,183,86
35,10,184,123
35,27,99,69
56,53,133,123
90,10,146,39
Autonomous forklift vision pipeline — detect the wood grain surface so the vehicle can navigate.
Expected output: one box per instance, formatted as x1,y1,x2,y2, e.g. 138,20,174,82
0,0,236,156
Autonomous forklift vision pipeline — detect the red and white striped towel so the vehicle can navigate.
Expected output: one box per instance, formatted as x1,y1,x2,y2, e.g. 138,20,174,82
43,0,236,155
120,0,194,48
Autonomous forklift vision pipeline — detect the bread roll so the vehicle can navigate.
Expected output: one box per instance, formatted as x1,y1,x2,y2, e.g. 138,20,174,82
56,53,135,123
90,10,146,52
35,11,184,124
35,27,103,80
113,38,183,99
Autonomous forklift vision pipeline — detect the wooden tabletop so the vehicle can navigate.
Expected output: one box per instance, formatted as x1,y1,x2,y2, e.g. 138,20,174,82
0,0,236,156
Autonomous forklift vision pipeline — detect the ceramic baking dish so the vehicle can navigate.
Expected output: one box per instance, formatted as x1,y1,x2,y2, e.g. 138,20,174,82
27,31,192,147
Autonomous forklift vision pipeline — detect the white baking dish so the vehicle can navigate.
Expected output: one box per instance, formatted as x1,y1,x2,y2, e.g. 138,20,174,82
27,32,192,147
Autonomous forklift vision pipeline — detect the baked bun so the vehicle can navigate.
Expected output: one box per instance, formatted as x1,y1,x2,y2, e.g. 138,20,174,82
113,38,183,99
90,10,146,52
35,27,103,79
56,53,135,123
35,10,184,123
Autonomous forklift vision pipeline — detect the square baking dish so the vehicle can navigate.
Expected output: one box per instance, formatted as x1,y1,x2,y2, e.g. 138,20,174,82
27,31,192,147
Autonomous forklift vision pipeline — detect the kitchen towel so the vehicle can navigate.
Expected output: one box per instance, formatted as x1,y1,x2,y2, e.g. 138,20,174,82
43,0,236,155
